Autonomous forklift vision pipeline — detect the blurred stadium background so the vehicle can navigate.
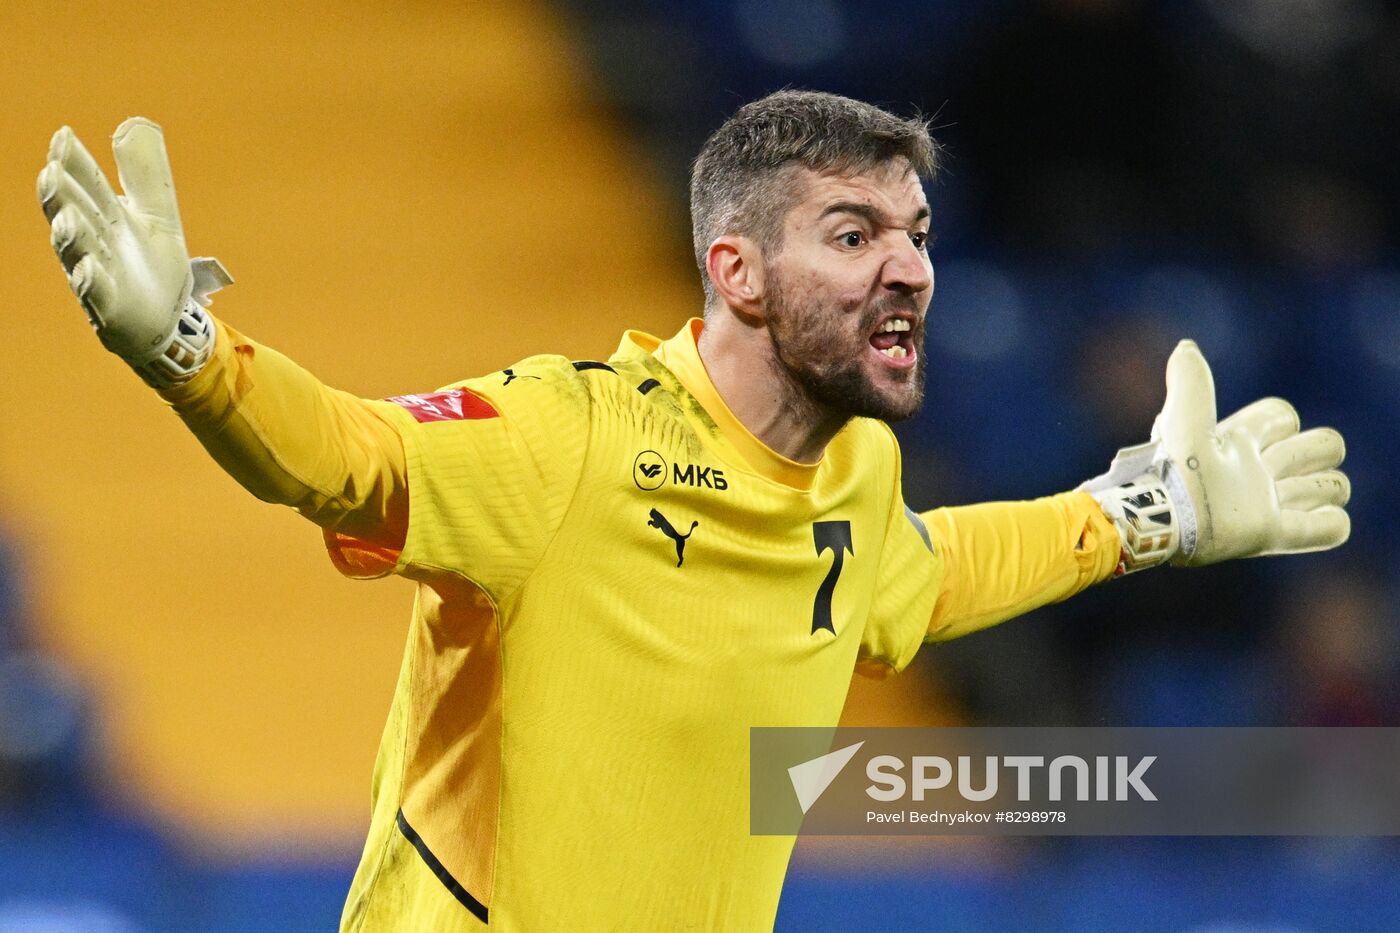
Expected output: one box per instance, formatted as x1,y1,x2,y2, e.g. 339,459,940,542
2,0,1398,929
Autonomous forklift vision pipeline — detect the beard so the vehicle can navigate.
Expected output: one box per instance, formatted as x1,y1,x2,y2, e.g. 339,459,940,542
764,273,928,424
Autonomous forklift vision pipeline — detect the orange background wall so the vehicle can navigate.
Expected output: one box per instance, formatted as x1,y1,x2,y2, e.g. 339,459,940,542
1,0,696,853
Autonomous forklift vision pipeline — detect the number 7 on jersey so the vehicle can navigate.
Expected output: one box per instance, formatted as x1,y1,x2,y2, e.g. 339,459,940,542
811,521,852,635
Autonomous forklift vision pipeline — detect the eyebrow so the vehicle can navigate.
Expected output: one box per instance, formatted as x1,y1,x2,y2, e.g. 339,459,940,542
818,201,930,229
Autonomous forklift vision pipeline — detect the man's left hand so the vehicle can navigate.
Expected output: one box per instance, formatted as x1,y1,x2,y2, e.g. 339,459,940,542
1081,340,1350,573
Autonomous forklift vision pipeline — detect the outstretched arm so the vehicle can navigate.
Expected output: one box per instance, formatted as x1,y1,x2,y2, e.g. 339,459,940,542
38,119,408,547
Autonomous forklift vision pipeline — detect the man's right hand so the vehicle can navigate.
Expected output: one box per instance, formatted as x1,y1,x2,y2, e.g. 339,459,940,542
38,118,230,387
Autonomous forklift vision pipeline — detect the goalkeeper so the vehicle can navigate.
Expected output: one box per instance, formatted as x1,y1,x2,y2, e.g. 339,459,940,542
37,93,1349,932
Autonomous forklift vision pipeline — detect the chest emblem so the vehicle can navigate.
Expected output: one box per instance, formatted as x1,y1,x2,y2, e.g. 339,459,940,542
647,508,698,567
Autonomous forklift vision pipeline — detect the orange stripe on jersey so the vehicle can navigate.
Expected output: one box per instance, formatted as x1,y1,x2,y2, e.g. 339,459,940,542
322,530,403,579
386,388,499,423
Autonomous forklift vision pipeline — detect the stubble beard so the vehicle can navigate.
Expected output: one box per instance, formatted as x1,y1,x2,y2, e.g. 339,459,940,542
764,276,928,425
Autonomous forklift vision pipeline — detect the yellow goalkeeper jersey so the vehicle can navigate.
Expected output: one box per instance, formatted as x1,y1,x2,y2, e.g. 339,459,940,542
161,317,1118,931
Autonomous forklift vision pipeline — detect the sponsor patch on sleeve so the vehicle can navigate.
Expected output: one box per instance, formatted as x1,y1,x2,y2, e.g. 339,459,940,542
385,388,498,423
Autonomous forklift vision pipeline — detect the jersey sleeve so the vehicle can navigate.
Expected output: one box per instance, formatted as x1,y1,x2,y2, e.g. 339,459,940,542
159,316,410,550
922,491,1120,642
859,431,1121,678
161,317,589,602
357,362,592,600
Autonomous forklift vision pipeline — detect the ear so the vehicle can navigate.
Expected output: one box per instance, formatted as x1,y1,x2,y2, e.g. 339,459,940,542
706,235,767,318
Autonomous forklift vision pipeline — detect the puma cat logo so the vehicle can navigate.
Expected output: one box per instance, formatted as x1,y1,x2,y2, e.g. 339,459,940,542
647,508,697,567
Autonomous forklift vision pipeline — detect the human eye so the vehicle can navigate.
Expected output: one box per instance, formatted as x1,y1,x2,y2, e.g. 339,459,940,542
911,230,933,251
837,230,866,249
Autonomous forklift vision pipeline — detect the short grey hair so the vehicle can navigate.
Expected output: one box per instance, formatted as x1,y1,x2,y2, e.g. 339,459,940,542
689,90,940,307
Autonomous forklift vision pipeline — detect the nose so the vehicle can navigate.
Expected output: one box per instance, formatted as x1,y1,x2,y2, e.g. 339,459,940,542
882,236,933,296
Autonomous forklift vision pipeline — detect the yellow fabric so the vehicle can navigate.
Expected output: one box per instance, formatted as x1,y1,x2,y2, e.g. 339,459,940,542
161,316,1119,931
159,319,408,545
923,491,1121,642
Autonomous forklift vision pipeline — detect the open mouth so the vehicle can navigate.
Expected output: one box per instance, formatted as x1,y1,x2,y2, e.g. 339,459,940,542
868,318,917,366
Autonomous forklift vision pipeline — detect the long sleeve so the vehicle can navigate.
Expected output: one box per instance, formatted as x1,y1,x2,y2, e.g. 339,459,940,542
861,432,1123,678
156,316,409,547
922,491,1120,642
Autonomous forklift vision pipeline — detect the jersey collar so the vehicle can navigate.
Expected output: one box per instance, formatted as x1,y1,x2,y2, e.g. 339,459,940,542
618,318,822,491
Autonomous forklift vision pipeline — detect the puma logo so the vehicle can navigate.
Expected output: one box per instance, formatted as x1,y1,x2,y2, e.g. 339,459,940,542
647,508,697,567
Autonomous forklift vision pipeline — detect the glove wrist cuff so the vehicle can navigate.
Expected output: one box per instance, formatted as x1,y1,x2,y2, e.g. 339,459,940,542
130,298,215,388
1158,458,1200,562
124,257,229,388
1088,473,1181,577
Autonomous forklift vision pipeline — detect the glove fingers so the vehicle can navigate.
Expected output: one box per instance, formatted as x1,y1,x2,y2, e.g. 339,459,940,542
69,255,119,328
37,161,106,225
1276,470,1351,511
1273,506,1351,554
50,205,109,272
112,117,181,228
1262,427,1346,479
1159,340,1218,451
47,126,123,223
1217,396,1299,448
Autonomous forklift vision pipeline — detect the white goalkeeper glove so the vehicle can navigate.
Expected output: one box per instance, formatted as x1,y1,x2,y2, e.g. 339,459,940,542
1081,339,1350,574
38,118,231,387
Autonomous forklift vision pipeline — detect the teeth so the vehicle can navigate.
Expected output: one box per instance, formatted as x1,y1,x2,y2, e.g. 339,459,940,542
878,319,912,333
878,345,908,359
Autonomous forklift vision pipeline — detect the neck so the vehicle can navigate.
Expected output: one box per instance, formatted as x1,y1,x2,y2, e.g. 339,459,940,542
695,308,847,464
